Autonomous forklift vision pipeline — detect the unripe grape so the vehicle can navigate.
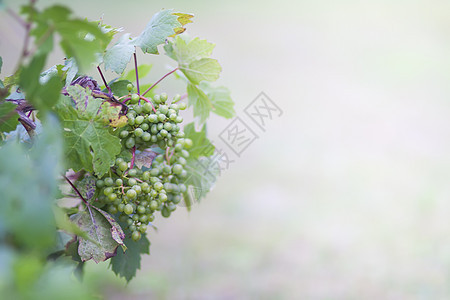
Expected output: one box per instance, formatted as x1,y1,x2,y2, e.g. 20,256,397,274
108,205,118,214
124,204,134,215
134,105,143,114
118,203,125,212
128,169,137,177
159,193,168,202
154,182,163,191
150,200,158,210
181,149,189,158
108,193,117,201
139,214,148,223
149,168,160,176
131,231,141,241
175,116,183,123
153,94,161,104
140,123,149,131
118,161,128,172
127,117,135,126
125,137,135,149
170,114,177,121
179,102,187,110
142,132,151,141
159,105,168,115
103,187,114,196
173,164,183,175
133,185,142,195
161,206,171,218
119,130,129,138
139,224,147,233
132,214,139,221
148,114,158,123
134,128,144,137
126,189,137,199
160,92,168,102
158,114,166,122
172,94,181,103
104,177,114,186
163,122,173,131
135,115,144,125
131,93,140,104
143,102,153,113
96,180,105,188
127,83,133,92
170,103,179,111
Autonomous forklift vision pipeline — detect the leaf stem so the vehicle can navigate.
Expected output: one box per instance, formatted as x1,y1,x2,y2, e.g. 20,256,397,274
6,8,27,28
142,67,179,97
63,174,88,206
97,66,111,94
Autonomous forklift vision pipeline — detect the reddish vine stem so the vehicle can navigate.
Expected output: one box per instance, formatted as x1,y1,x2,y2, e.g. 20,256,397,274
130,146,136,169
169,148,175,163
7,8,27,28
180,93,188,100
134,52,140,95
97,66,111,94
63,175,98,234
139,95,158,113
142,67,179,97
165,147,171,165
122,97,131,104
63,174,88,206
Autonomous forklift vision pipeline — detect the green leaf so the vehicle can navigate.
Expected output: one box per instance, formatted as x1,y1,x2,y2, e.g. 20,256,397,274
110,232,150,282
134,9,181,54
183,156,219,207
164,36,215,64
0,115,62,250
70,207,123,263
199,82,235,118
55,86,121,176
19,54,63,112
62,57,78,86
108,80,132,97
187,83,212,124
164,36,221,84
183,122,214,160
104,33,135,74
0,102,19,133
182,58,221,85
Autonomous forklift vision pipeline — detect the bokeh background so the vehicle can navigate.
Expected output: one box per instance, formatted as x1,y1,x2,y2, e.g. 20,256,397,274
3,0,450,298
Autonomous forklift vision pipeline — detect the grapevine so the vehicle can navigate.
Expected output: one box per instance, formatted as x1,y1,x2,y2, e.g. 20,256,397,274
0,0,235,293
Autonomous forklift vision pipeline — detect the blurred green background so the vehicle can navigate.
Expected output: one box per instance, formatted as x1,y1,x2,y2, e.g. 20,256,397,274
3,0,450,298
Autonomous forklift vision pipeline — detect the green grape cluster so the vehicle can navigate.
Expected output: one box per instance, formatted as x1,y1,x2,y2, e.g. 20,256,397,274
93,90,192,242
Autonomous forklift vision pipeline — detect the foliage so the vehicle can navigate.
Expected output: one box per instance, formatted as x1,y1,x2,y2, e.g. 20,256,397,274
0,0,234,297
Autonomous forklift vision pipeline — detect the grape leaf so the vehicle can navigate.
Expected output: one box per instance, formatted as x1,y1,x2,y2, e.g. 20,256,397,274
70,208,122,263
62,57,78,86
104,33,135,74
0,102,19,133
55,86,121,176
171,13,194,36
91,206,126,249
182,156,219,208
134,150,158,169
199,81,235,119
186,83,212,124
134,9,181,54
182,58,221,85
108,80,132,97
0,116,62,250
110,232,150,282
164,36,221,84
183,122,214,160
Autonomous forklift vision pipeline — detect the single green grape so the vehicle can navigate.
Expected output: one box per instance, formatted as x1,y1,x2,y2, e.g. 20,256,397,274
124,204,134,215
131,231,141,242
127,83,133,92
127,189,137,199
131,93,140,104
